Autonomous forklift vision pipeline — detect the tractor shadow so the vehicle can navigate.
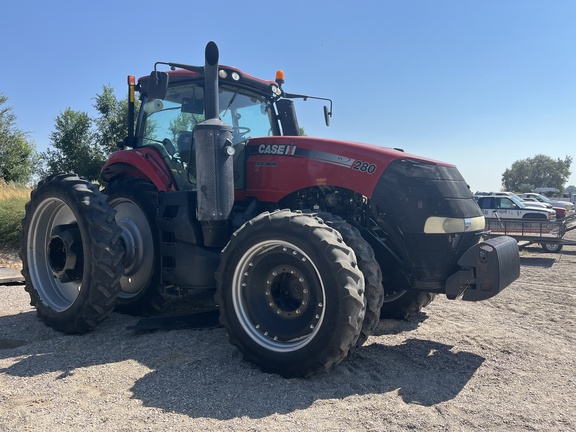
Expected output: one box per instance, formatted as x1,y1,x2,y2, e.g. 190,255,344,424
519,256,556,268
0,304,484,420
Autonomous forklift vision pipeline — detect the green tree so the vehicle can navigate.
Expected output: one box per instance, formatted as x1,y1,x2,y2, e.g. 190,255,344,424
44,108,104,181
93,84,137,154
42,86,136,181
169,112,204,143
501,154,572,193
0,92,37,183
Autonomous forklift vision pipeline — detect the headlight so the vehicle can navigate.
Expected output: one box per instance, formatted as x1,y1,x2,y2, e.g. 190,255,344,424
424,216,485,234
270,84,281,96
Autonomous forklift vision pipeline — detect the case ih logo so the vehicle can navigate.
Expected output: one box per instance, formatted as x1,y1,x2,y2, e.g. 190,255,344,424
257,144,297,155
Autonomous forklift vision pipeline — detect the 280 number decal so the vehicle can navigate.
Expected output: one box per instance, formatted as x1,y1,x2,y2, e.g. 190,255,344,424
352,160,377,174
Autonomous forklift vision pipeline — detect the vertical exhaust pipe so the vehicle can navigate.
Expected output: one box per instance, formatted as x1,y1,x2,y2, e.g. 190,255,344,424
204,42,219,120
194,41,234,248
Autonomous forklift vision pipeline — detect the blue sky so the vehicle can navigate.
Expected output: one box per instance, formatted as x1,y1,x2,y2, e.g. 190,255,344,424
1,0,574,192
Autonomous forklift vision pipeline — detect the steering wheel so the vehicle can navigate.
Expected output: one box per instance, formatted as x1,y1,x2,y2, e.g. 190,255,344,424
235,127,251,140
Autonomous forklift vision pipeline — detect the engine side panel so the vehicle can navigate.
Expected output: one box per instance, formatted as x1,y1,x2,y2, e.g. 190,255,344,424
244,137,454,202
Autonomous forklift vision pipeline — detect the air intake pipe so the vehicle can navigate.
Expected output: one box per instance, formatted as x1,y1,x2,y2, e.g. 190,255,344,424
194,41,234,248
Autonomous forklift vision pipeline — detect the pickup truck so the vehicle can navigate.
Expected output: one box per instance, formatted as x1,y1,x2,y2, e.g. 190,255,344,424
520,193,575,215
476,194,556,220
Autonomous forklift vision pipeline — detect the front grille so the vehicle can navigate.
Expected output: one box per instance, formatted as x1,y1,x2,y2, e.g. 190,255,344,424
371,159,483,287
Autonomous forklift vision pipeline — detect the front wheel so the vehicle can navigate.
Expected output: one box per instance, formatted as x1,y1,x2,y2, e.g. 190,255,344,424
215,210,365,377
315,213,384,347
20,174,124,333
379,289,436,320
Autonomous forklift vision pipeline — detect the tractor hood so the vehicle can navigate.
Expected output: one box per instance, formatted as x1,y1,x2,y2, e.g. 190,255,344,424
244,135,485,293
245,136,463,202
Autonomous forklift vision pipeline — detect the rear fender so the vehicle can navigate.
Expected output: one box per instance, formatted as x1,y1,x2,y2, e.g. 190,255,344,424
101,148,177,191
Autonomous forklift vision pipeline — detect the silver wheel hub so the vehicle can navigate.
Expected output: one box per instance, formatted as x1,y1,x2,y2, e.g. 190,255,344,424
232,240,325,353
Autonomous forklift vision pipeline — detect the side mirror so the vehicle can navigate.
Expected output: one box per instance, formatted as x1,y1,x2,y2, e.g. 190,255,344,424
323,105,332,126
147,71,169,100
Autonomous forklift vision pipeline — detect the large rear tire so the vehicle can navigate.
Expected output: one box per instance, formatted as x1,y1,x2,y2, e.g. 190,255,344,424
104,178,165,315
215,210,365,377
20,174,124,334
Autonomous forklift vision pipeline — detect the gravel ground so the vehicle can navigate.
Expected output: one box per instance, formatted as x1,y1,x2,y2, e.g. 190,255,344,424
1,230,575,431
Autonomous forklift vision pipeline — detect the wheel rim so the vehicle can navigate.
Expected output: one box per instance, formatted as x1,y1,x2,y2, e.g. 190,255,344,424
231,240,326,353
383,288,406,303
110,199,154,298
544,243,560,252
27,197,83,311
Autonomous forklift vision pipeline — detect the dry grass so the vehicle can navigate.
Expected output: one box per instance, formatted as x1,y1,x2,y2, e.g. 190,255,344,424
0,179,30,200
0,180,30,251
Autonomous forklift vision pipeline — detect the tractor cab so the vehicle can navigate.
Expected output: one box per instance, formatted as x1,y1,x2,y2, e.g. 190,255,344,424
119,67,304,191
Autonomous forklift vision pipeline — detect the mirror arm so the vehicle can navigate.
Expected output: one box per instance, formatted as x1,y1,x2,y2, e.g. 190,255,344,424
283,93,333,126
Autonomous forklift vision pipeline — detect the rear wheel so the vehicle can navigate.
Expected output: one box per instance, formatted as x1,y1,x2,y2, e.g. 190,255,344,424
215,210,365,377
104,178,165,315
20,174,124,334
541,243,563,253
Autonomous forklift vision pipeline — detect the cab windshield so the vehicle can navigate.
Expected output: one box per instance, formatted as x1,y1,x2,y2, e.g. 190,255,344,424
508,194,528,208
137,83,276,189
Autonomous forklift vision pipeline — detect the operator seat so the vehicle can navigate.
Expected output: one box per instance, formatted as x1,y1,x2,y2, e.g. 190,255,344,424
177,131,193,164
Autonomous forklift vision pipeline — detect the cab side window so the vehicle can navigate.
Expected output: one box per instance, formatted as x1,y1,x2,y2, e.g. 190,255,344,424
499,198,516,210
477,197,492,209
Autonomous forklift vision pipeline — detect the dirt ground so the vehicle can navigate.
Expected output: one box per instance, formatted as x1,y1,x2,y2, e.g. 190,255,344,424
1,231,575,431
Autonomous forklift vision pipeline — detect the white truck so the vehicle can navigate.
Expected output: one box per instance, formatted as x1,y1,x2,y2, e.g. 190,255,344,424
476,194,556,220
521,193,575,215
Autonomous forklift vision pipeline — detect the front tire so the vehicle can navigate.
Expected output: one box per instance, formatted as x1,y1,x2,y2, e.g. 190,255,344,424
215,210,365,377
379,289,436,320
315,213,384,347
20,174,124,334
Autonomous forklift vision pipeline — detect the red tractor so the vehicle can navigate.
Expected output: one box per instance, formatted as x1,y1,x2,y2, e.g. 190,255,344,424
20,42,520,377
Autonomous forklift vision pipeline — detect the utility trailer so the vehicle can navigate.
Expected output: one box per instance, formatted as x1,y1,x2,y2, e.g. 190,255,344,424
483,215,576,253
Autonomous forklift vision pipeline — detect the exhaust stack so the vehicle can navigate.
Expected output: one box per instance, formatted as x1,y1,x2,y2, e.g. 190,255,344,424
194,41,234,248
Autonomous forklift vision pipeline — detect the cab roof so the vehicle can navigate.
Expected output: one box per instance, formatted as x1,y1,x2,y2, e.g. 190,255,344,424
137,65,278,97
